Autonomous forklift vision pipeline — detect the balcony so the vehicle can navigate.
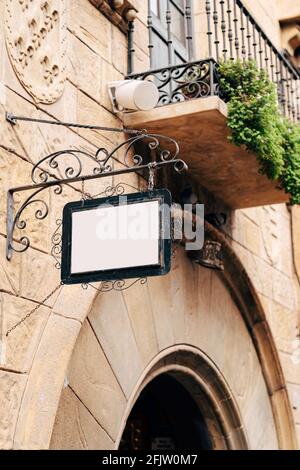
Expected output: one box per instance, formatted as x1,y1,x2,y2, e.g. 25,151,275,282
123,1,300,209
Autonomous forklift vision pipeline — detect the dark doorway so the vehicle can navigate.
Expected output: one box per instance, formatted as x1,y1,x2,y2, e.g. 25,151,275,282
119,374,212,451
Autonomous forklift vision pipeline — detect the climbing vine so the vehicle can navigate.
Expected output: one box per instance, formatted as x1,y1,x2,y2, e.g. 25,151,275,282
218,60,300,204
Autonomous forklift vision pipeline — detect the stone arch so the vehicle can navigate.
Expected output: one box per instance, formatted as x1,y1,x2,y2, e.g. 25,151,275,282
13,230,297,449
115,346,249,450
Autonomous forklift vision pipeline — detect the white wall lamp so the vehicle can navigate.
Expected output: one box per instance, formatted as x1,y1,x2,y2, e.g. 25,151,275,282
108,80,159,113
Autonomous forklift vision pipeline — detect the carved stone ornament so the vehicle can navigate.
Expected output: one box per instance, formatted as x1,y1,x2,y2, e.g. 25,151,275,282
89,0,138,33
5,0,67,104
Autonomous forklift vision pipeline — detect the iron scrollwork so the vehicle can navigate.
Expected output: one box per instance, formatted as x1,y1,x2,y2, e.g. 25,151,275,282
51,218,63,269
82,278,148,293
128,59,219,106
6,129,187,260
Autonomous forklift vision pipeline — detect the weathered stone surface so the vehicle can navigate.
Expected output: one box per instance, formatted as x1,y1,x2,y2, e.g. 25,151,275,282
67,320,126,441
20,249,61,308
111,26,128,75
280,351,300,385
242,374,278,449
0,235,21,295
287,383,300,425
50,386,114,450
146,275,175,351
122,283,158,364
270,388,299,450
130,45,150,74
167,254,190,345
67,32,102,103
38,80,78,125
273,270,297,311
0,8,35,105
76,90,123,148
277,0,300,22
69,0,112,61
0,148,33,232
131,18,149,57
184,264,212,348
268,301,298,354
244,252,275,299
88,290,143,399
233,211,261,257
0,371,27,450
134,0,148,24
14,314,81,449
52,284,97,323
0,88,46,163
1,293,51,373
4,0,67,104
0,103,26,159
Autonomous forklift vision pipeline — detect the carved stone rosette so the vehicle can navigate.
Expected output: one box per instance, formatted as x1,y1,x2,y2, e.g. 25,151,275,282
5,0,67,104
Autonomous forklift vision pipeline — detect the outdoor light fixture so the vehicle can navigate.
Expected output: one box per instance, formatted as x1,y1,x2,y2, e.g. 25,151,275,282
190,240,224,271
108,80,159,112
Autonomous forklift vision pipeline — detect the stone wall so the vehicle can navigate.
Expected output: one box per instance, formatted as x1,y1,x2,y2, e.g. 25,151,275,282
0,0,299,450
50,254,279,450
0,0,141,449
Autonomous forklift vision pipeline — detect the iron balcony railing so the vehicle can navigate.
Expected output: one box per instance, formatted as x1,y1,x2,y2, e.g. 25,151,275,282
127,0,300,122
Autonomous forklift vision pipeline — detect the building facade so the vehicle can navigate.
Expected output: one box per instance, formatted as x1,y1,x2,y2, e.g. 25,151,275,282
0,0,300,450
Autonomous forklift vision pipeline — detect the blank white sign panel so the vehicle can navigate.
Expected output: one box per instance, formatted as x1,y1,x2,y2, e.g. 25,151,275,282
71,201,160,274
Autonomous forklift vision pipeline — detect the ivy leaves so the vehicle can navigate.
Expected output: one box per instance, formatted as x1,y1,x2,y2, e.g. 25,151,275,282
218,60,300,204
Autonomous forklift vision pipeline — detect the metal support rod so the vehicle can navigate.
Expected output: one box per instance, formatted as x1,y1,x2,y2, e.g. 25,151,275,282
166,0,173,66
6,112,143,135
147,0,154,69
127,21,135,75
8,160,182,195
185,0,193,62
6,191,14,261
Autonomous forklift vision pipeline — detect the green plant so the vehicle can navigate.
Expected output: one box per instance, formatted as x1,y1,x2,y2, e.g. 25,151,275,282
218,59,300,204
280,120,300,204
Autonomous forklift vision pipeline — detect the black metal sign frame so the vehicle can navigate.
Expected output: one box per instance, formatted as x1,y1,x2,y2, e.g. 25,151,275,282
61,189,172,285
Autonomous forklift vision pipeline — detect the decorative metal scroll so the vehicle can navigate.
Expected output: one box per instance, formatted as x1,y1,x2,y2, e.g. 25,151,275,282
6,121,187,261
91,181,140,199
82,278,148,293
51,218,63,269
128,59,219,106
30,132,184,184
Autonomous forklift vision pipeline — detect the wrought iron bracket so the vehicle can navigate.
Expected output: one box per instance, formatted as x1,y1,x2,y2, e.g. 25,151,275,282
6,112,17,125
5,113,188,261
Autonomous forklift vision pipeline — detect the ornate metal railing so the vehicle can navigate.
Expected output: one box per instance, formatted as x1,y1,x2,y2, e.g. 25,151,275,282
128,59,219,106
127,0,300,121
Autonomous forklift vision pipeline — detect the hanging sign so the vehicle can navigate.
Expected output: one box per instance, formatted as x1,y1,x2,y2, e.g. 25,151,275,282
61,190,172,285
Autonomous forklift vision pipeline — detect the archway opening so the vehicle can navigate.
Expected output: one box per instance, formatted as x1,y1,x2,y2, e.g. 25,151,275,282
119,373,213,451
